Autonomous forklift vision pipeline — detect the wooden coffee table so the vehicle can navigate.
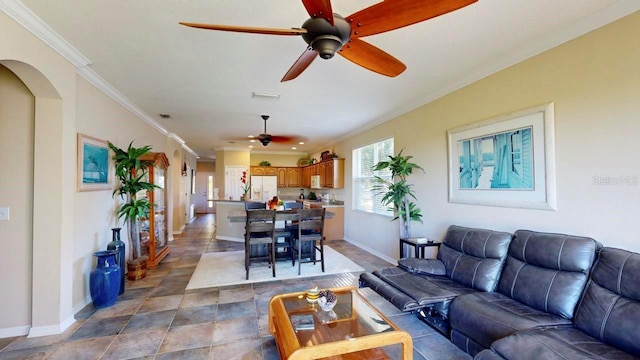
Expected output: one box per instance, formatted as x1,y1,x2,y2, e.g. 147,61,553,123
268,286,413,359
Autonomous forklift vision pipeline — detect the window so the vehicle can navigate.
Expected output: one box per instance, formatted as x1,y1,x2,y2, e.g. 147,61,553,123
352,138,394,216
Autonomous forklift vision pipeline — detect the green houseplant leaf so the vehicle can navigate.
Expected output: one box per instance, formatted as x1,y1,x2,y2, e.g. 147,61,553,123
108,141,160,260
373,148,424,239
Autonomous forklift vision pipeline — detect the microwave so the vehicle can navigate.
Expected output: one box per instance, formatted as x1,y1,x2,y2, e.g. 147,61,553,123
310,175,321,188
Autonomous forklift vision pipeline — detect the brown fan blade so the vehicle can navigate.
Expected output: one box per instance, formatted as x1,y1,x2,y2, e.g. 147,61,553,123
179,22,307,36
270,135,300,144
281,47,319,82
346,0,477,38
302,0,334,25
337,38,406,77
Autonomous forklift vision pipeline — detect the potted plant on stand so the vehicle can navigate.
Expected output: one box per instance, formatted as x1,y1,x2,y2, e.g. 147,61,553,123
108,141,159,280
373,149,424,239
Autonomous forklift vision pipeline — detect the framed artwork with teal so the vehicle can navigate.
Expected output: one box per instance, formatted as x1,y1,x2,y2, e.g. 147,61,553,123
447,103,556,210
77,133,112,191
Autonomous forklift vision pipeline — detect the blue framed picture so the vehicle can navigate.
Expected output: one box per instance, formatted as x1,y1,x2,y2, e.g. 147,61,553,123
77,133,112,191
447,103,556,210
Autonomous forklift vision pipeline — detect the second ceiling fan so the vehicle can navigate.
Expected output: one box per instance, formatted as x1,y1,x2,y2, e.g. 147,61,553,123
180,0,477,82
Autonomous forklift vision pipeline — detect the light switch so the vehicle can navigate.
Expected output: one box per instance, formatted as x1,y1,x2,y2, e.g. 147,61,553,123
0,207,9,221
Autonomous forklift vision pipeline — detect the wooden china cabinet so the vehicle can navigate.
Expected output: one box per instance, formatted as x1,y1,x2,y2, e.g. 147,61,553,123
137,152,170,268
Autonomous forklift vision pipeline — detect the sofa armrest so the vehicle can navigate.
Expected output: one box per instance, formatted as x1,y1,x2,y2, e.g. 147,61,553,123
398,258,446,276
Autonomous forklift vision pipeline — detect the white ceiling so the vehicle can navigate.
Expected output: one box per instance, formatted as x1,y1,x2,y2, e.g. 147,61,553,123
9,0,640,159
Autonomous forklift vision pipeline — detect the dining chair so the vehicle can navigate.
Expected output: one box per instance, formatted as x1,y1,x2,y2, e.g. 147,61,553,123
293,207,326,275
245,201,266,210
272,203,302,266
244,209,276,280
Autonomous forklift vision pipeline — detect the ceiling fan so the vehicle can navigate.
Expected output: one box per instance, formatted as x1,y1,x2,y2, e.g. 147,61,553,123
250,115,300,147
180,0,477,82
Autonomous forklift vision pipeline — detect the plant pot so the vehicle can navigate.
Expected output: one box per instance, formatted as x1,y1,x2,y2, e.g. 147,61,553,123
107,227,126,294
126,257,147,280
243,193,250,201
90,250,121,308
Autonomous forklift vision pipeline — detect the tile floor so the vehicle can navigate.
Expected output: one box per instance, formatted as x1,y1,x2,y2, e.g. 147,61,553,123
0,214,471,360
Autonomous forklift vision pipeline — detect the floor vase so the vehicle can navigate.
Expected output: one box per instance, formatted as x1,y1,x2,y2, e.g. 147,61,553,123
90,250,121,308
107,228,126,295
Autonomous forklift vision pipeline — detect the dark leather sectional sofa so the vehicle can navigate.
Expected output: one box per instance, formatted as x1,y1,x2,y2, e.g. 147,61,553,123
359,225,640,359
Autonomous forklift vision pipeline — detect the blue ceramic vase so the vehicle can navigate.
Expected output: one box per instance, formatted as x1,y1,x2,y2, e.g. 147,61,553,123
90,250,121,308
107,228,126,295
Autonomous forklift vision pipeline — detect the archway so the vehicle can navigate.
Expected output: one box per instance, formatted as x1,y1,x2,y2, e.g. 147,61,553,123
0,59,69,337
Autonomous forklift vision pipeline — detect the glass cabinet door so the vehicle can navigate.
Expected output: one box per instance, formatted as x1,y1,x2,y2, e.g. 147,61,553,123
154,166,167,255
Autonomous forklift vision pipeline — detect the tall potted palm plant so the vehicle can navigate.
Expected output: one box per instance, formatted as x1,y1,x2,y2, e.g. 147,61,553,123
108,141,158,279
373,149,424,239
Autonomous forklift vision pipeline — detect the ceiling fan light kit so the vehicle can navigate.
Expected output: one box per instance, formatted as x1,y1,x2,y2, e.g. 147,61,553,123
180,0,477,81
301,15,351,59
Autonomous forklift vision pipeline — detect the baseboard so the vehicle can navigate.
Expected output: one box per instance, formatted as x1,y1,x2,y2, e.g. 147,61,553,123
343,237,397,265
215,235,243,242
27,314,75,338
0,325,30,338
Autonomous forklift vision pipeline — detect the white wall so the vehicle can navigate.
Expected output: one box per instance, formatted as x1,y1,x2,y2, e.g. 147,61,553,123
342,11,640,260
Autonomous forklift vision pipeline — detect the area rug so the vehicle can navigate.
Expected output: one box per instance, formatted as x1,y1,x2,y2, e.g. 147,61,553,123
186,246,365,290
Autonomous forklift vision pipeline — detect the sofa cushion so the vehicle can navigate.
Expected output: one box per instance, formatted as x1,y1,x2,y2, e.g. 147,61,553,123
573,248,640,357
371,266,477,306
496,230,600,319
449,292,573,350
482,327,638,360
358,271,421,311
398,257,446,275
439,225,512,292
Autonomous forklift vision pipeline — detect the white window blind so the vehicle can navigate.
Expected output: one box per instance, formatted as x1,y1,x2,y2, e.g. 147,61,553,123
352,138,394,216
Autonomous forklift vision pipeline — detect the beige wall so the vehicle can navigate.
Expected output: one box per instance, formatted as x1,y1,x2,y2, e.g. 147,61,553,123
1,10,194,337
197,161,215,172
249,153,305,167
215,149,250,200
0,65,35,332
340,11,640,261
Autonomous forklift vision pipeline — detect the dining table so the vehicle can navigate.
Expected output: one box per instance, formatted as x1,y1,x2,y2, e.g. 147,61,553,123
228,208,329,260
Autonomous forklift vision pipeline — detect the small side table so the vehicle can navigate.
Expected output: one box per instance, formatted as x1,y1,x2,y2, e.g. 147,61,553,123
400,237,441,259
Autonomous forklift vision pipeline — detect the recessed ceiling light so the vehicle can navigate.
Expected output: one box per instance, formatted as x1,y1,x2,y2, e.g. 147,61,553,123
159,114,172,119
248,145,254,148
298,142,305,145
248,135,255,138
291,147,297,150
249,139,256,143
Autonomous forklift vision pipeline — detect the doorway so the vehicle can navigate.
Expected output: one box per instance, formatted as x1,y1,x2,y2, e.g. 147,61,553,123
195,172,215,213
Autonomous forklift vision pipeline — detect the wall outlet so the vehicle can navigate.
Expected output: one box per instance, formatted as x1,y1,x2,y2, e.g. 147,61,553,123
0,207,9,221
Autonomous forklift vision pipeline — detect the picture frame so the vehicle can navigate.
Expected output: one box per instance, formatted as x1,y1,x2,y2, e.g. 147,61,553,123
77,133,112,192
447,103,556,210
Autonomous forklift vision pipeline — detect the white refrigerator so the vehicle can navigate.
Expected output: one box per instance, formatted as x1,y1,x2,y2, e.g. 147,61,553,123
250,176,277,202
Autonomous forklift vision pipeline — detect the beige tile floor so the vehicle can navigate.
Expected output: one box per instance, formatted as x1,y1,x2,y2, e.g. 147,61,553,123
0,214,470,360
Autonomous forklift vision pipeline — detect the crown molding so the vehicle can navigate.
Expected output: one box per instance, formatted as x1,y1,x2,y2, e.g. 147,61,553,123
0,0,90,67
334,0,640,144
76,67,168,136
1,0,202,157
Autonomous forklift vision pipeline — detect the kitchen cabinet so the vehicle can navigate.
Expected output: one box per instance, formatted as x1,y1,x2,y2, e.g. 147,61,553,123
286,167,301,187
318,162,327,187
301,166,311,188
325,158,344,188
277,168,287,187
138,152,170,268
274,167,301,188
304,158,344,189
251,166,277,176
306,202,345,241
